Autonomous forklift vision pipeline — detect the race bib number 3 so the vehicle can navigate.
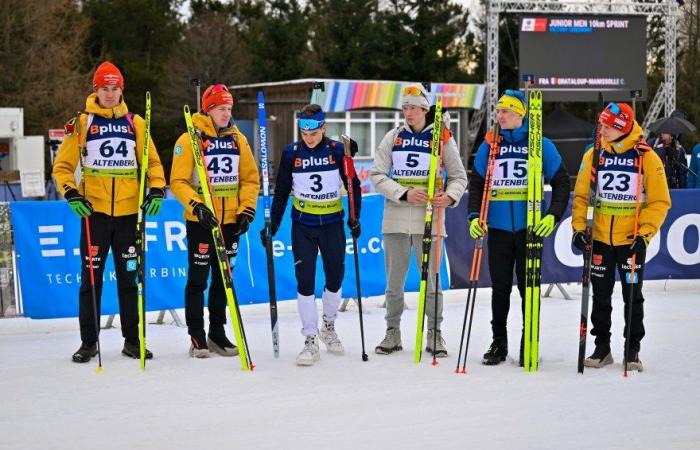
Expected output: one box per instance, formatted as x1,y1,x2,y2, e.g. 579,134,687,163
292,170,342,214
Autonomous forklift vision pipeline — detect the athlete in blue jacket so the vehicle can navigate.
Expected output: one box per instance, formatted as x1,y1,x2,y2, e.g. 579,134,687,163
468,90,570,366
260,104,361,366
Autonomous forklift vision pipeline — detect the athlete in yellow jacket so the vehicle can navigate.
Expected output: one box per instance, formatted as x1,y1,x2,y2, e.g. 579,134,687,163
571,102,670,372
52,61,166,364
170,84,260,358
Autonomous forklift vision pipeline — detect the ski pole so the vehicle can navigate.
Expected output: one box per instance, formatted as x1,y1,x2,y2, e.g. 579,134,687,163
341,135,367,362
624,149,644,378
431,126,448,366
84,216,103,374
456,124,500,374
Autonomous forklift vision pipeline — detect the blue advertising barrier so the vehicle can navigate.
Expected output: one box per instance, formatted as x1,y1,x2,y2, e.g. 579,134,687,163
11,194,449,319
445,189,700,288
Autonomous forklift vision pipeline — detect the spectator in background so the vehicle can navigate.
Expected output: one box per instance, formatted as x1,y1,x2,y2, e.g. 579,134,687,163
688,143,700,188
652,132,687,189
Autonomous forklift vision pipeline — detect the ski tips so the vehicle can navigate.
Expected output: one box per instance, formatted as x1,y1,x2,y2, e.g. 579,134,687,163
145,91,151,101
184,104,191,114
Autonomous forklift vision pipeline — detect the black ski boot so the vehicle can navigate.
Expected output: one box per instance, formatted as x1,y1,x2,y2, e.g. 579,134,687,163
207,325,238,357
72,343,97,363
189,329,209,358
624,347,643,372
482,337,508,365
584,345,613,368
122,339,153,359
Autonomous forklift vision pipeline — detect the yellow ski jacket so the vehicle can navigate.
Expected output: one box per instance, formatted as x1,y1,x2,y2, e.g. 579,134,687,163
572,122,671,246
52,94,166,217
170,112,259,224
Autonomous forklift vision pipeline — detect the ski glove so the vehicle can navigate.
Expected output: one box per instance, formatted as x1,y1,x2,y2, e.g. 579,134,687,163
64,189,93,218
193,203,218,229
469,217,486,239
141,187,165,216
259,223,280,247
628,234,649,256
534,214,556,238
347,218,361,239
572,231,591,251
233,207,255,236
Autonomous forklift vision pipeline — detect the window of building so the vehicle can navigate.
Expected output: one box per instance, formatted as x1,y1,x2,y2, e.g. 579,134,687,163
293,110,460,159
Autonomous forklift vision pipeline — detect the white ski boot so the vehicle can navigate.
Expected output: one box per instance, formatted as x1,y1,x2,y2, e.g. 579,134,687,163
296,335,320,366
319,317,344,355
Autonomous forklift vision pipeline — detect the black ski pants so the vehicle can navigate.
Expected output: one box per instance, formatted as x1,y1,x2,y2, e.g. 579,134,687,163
78,213,138,345
487,228,527,342
590,240,646,353
184,221,239,336
292,221,345,297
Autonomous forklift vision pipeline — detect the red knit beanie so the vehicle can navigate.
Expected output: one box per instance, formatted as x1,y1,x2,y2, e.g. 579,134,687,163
599,102,634,134
92,61,124,90
202,84,233,112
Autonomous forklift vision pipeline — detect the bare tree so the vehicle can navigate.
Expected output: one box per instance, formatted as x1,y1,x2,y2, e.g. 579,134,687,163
0,0,90,136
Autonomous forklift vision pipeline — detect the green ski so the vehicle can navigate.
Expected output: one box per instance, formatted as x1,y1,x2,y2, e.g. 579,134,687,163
524,90,543,372
135,91,151,371
414,97,442,364
183,105,253,371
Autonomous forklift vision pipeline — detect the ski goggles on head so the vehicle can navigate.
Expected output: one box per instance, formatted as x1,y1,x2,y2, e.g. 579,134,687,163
401,85,430,109
298,110,325,131
402,86,424,97
607,102,621,115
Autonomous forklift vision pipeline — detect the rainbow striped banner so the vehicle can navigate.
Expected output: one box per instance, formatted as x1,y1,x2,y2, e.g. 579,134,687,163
316,80,485,112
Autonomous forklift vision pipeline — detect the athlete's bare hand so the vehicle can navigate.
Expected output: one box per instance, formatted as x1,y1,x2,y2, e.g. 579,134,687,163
407,188,429,205
432,191,453,208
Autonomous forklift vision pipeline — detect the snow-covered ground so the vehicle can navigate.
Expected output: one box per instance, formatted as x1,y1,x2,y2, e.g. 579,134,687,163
1,280,699,450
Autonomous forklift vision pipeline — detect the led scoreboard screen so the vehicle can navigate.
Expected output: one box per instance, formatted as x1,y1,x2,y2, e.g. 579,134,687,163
519,15,647,101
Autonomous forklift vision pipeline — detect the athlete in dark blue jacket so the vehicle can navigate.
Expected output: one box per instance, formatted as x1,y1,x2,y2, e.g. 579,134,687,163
260,104,361,366
468,90,570,366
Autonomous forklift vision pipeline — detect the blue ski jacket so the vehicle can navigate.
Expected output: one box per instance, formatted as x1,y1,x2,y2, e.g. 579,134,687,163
271,137,361,228
468,121,570,232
